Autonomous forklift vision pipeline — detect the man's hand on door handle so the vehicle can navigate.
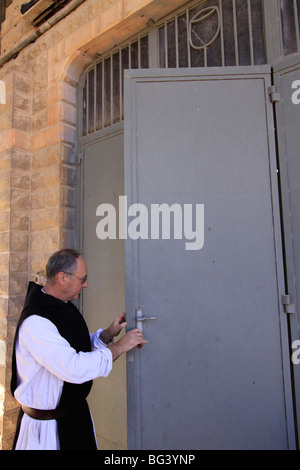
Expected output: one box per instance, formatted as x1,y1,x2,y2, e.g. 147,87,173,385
108,328,148,361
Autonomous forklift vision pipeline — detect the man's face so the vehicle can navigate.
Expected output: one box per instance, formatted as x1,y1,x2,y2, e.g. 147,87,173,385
64,256,88,301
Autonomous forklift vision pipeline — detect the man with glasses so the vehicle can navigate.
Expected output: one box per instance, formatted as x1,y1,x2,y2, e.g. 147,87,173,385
11,248,147,450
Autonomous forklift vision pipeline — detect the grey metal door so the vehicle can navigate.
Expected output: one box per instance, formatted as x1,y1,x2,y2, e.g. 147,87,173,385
274,54,300,437
79,124,127,449
124,67,295,449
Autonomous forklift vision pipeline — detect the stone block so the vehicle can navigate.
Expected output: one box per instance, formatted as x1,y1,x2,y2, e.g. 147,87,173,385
0,340,6,366
31,166,60,191
47,103,60,127
99,1,123,34
47,83,61,107
31,190,46,210
3,408,19,441
61,164,76,186
60,229,76,249
0,295,8,318
0,317,7,341
61,102,76,126
33,109,47,132
0,150,11,171
13,89,31,114
123,0,153,17
0,170,10,191
61,122,76,146
13,109,31,133
10,210,29,231
30,228,59,254
0,211,10,232
11,129,31,151
31,147,48,170
46,186,60,208
61,185,75,208
31,188,60,211
7,295,26,327
9,273,29,296
30,208,60,231
0,109,13,131
33,93,46,114
61,142,76,165
30,252,53,276
32,123,61,151
11,189,30,211
13,74,32,97
10,231,29,252
0,189,11,211
62,84,77,107
11,169,30,191
0,232,9,252
9,253,28,274
0,276,9,296
61,208,75,230
0,253,9,275
0,129,14,152
11,148,31,171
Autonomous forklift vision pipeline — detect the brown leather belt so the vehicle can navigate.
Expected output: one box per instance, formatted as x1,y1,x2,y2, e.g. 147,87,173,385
22,405,72,421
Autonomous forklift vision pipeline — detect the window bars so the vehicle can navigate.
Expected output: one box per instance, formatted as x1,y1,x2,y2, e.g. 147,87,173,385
82,0,267,136
81,0,300,136
280,0,300,55
158,0,266,68
82,36,149,136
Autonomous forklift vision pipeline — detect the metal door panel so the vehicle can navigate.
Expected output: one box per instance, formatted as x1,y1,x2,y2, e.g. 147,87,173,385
124,67,295,449
274,54,300,437
79,125,127,449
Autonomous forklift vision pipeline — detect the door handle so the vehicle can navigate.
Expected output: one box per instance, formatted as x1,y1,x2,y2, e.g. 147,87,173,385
135,306,156,331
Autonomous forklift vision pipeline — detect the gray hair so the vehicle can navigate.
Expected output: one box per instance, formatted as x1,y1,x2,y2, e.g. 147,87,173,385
46,248,81,280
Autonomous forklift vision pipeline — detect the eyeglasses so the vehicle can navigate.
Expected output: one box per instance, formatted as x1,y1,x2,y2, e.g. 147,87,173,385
64,272,88,285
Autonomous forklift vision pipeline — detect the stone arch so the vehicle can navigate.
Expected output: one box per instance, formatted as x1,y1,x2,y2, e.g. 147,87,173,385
61,50,93,87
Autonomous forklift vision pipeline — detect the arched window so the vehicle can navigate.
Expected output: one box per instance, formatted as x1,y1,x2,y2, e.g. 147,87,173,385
82,35,149,136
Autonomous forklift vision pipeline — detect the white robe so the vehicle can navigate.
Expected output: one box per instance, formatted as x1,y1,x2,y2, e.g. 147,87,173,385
13,314,113,450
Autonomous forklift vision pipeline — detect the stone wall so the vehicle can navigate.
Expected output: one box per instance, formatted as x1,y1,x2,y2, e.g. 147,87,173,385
0,61,33,449
0,0,187,449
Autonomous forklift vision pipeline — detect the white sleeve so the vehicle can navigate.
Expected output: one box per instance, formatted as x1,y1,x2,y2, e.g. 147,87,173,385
19,315,113,384
90,329,113,350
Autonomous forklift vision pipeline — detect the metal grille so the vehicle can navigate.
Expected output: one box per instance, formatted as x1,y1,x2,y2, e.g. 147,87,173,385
82,35,148,136
158,0,266,68
81,0,267,136
280,0,300,55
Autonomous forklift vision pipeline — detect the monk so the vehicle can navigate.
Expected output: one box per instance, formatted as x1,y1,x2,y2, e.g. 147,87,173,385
11,248,147,450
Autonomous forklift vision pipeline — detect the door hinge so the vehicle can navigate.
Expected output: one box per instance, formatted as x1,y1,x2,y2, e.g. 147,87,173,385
268,86,281,104
77,152,83,165
75,153,83,181
281,294,296,314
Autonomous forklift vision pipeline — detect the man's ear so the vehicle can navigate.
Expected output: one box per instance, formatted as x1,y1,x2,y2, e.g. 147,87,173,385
56,272,65,286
